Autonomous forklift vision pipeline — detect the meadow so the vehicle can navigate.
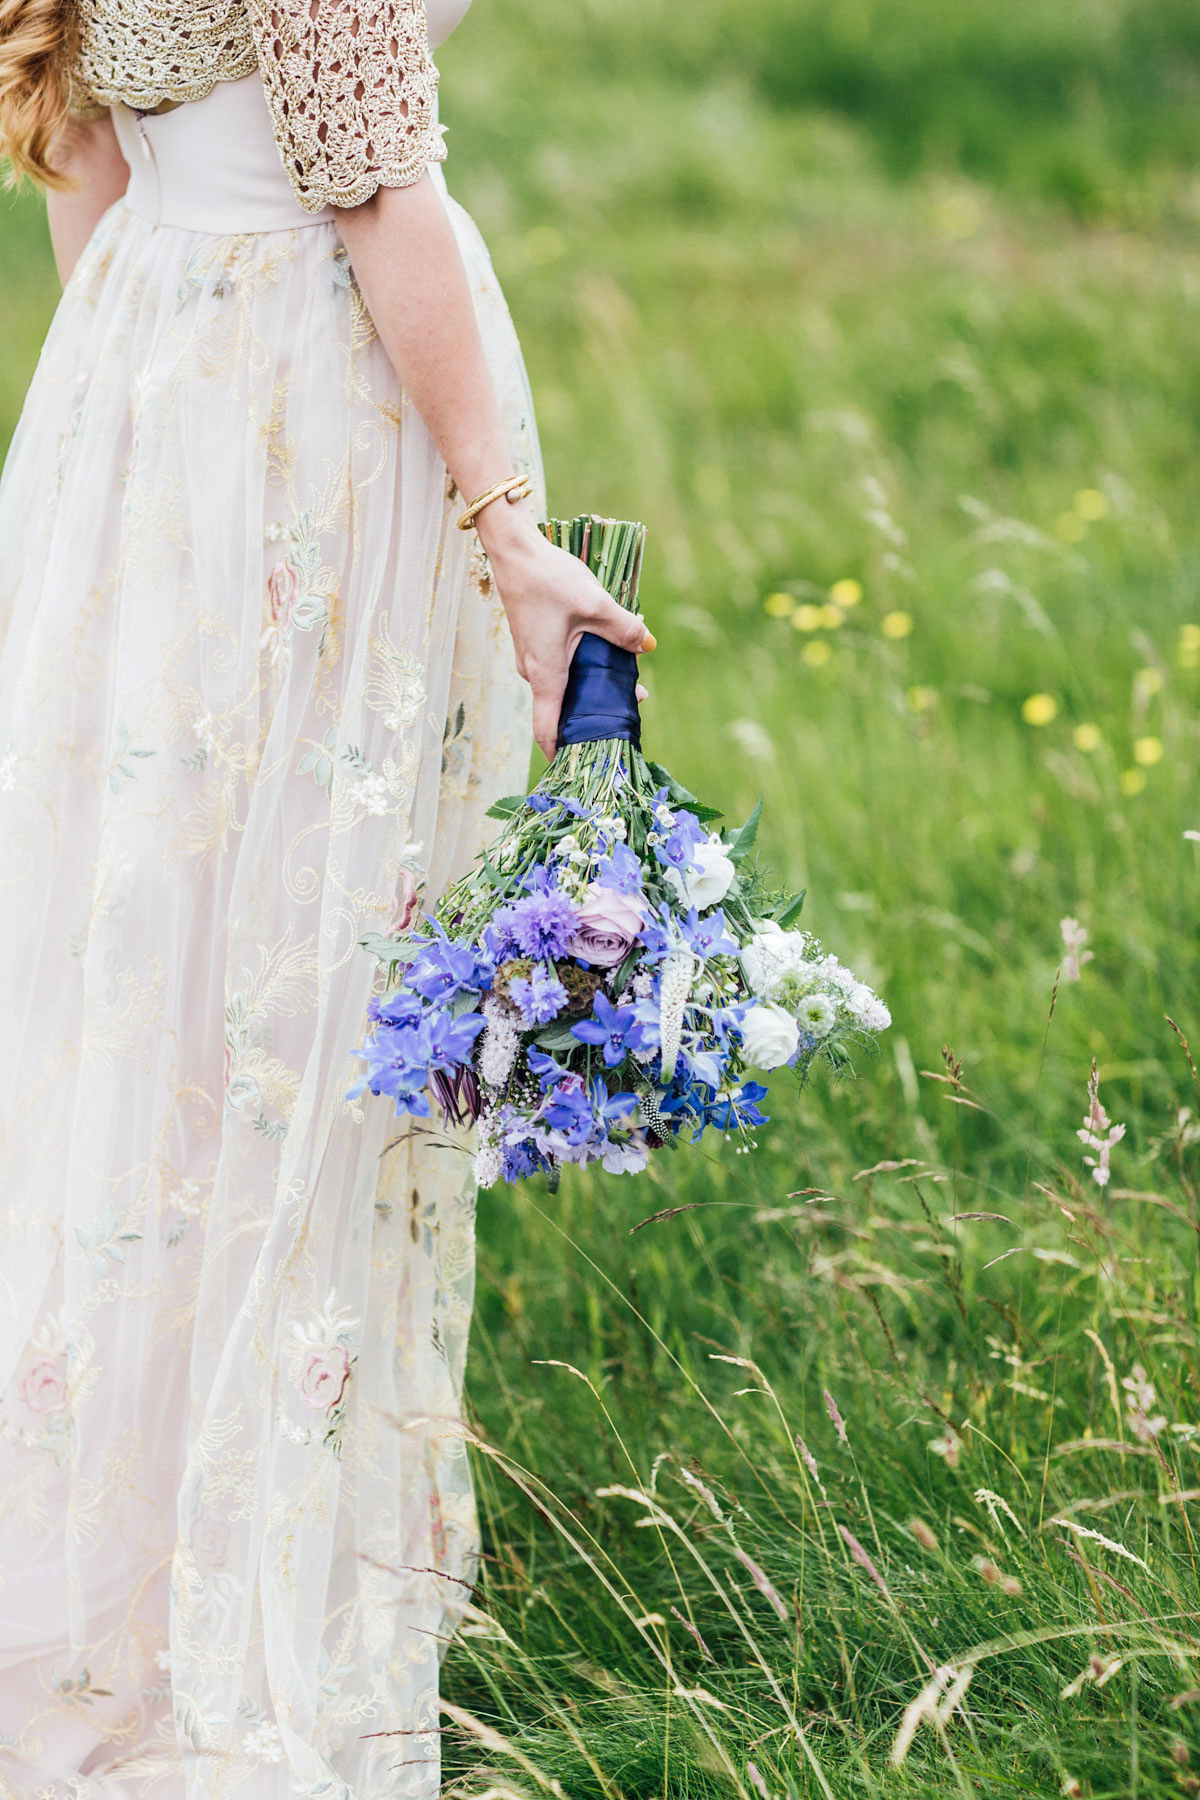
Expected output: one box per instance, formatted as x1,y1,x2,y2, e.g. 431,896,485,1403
3,0,1200,1791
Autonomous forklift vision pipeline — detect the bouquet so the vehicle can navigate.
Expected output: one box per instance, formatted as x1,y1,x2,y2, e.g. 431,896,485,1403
352,516,890,1187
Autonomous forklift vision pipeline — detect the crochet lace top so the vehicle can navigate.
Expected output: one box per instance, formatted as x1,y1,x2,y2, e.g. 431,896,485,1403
70,0,447,211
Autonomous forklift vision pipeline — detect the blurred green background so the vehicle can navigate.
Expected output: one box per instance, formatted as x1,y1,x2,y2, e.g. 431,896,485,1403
5,0,1200,1791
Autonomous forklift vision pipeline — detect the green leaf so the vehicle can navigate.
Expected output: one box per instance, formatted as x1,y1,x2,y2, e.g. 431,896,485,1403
535,1021,580,1052
726,795,763,865
777,890,807,929
485,794,528,821
359,932,411,964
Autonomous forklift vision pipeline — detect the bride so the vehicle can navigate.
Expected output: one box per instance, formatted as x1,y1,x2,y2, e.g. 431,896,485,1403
0,0,651,1790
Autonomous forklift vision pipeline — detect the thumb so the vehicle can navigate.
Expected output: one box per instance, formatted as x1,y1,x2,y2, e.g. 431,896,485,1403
587,596,656,657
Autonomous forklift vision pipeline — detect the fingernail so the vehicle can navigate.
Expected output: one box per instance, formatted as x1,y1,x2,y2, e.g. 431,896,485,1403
640,629,657,652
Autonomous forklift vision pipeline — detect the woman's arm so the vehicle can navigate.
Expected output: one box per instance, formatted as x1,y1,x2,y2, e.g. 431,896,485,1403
45,116,129,286
337,175,654,761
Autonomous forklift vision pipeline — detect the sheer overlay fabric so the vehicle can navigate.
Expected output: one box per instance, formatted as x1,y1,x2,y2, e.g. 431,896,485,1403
0,63,537,1799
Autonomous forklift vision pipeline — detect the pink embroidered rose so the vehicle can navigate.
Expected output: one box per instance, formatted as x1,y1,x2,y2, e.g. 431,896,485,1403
298,1346,351,1411
266,560,299,627
567,883,646,969
21,1353,69,1414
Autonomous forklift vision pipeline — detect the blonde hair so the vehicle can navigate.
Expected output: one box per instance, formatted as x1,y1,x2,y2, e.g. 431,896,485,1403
0,0,78,187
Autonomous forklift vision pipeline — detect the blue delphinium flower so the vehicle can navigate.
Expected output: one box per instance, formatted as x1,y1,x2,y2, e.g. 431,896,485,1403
705,1081,770,1133
571,992,640,1067
352,1016,435,1116
539,1076,594,1148
406,926,484,1003
494,888,582,960
680,906,740,962
654,805,707,872
509,964,569,1027
596,841,644,895
527,1046,568,1091
368,989,423,1028
427,1007,486,1067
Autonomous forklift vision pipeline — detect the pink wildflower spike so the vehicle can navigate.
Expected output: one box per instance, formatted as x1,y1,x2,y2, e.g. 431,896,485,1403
1077,1059,1125,1188
1060,917,1094,983
824,1388,848,1443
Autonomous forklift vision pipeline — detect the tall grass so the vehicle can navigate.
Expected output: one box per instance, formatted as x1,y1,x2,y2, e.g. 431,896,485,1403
1,0,1198,1787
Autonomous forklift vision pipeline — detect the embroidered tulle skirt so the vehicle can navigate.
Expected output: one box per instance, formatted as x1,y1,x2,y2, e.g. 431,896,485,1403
0,75,537,1797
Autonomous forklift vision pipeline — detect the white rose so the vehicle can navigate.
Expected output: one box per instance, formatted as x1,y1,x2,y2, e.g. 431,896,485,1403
665,833,736,912
739,1001,801,1070
741,922,809,998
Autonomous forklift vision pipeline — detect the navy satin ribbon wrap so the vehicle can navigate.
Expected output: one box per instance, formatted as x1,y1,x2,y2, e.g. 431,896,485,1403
556,631,642,749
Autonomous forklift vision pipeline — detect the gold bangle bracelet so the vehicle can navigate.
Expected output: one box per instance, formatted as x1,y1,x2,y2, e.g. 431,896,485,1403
455,474,534,532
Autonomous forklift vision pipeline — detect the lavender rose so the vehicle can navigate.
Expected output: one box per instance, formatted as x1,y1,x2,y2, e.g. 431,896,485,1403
21,1353,69,1414
297,1346,351,1411
567,883,646,969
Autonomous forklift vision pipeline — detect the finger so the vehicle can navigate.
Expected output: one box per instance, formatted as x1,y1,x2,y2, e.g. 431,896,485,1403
588,595,656,656
635,683,649,702
531,678,566,764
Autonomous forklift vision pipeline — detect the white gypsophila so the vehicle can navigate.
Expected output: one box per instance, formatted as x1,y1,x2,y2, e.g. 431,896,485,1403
473,1136,503,1187
479,993,520,1088
664,834,736,912
741,921,810,1000
632,968,654,1000
479,1020,519,1088
798,992,837,1038
658,947,696,1082
739,1001,801,1070
812,954,857,997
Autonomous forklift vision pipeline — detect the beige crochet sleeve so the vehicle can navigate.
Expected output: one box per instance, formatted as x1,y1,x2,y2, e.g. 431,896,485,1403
248,0,446,212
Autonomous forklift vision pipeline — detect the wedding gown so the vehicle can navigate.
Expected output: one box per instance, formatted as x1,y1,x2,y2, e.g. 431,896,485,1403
0,2,538,1792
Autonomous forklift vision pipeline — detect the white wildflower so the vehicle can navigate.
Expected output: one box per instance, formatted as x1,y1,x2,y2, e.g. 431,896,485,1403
1060,917,1093,982
798,992,836,1038
1122,1363,1167,1443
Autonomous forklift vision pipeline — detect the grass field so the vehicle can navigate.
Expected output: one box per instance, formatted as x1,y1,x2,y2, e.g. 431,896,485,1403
3,0,1200,1791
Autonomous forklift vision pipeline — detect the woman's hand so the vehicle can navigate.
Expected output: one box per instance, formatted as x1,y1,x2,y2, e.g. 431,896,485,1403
477,505,655,760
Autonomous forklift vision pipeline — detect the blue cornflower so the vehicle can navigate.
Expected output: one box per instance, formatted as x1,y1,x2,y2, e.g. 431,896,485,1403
502,1137,551,1181
596,841,644,895
571,992,639,1067
495,888,582,960
509,964,569,1027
